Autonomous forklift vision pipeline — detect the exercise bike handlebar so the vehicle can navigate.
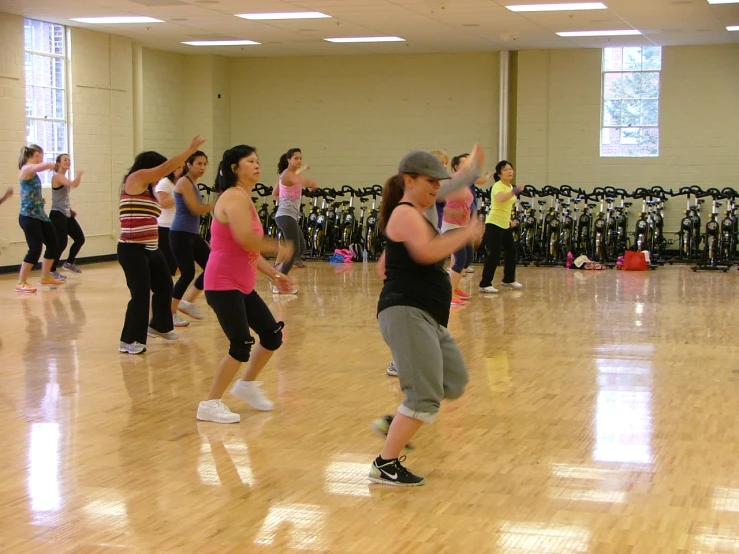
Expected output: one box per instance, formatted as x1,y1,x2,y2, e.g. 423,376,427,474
198,182,217,194
253,183,272,197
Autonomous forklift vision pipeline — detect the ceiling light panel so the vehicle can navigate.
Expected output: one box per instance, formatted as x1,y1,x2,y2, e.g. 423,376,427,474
71,16,165,24
183,40,260,46
236,12,331,20
557,29,641,36
324,36,405,43
507,3,608,12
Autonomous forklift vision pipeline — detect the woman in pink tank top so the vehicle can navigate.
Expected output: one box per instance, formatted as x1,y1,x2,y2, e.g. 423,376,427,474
198,144,296,425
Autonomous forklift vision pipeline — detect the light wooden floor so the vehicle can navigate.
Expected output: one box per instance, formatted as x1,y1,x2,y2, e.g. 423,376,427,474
2,261,739,553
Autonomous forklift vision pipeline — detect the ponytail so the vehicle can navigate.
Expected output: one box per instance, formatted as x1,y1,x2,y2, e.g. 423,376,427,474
213,161,223,192
278,147,301,174
18,144,43,169
277,154,289,174
379,174,406,233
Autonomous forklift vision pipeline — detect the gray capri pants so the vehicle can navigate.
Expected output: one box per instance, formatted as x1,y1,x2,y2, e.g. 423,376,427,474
275,215,307,274
378,305,468,423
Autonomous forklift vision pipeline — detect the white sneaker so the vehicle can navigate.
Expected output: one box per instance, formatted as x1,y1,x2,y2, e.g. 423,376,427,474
179,300,204,320
119,341,146,354
173,313,190,327
148,327,179,340
231,380,274,411
478,285,499,294
501,281,524,290
465,267,475,274
197,400,240,424
386,361,398,377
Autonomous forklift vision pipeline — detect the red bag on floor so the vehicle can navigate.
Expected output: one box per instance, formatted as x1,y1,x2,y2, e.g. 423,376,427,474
623,250,648,271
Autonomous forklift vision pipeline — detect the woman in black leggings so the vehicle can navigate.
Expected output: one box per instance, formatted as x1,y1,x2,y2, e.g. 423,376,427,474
16,144,62,293
169,151,214,324
50,154,86,276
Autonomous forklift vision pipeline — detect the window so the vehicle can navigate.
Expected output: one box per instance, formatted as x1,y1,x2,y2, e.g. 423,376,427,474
24,19,68,184
600,47,661,158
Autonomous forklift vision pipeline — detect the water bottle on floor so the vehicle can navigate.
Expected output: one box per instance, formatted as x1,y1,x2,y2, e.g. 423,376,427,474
363,249,368,271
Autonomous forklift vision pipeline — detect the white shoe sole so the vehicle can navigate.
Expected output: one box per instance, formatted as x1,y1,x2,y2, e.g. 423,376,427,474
196,413,240,424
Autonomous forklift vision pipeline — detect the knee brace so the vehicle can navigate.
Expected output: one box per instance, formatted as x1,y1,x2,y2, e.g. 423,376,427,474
228,335,255,363
259,321,284,351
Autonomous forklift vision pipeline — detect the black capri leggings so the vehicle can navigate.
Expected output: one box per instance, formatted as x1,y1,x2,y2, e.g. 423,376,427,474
19,215,58,265
275,215,306,275
50,211,86,271
170,230,210,300
205,289,285,363
158,226,177,276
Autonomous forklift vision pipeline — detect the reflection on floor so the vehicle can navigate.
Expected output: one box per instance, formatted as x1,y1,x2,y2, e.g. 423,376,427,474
1,261,739,552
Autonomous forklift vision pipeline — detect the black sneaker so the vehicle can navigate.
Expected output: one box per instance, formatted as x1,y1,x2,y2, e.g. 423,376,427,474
369,455,425,487
370,415,414,450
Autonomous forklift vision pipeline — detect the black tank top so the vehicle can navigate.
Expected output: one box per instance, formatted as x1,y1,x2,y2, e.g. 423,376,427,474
377,202,452,327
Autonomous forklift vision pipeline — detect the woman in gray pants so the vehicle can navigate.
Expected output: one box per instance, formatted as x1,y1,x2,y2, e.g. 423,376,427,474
369,149,484,487
273,148,317,294
384,144,483,377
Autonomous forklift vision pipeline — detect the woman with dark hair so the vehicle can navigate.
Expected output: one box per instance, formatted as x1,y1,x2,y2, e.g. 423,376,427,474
16,144,62,293
197,144,295,424
155,164,185,276
369,150,483,486
272,148,317,293
117,136,205,355
383,144,483,378
478,160,523,294
169,151,213,324
443,154,492,303
50,154,85,277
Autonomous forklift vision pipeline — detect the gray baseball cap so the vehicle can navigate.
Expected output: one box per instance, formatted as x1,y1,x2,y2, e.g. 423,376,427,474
398,150,451,180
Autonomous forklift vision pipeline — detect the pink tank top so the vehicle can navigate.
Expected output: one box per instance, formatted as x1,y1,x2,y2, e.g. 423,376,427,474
204,203,263,294
442,187,474,226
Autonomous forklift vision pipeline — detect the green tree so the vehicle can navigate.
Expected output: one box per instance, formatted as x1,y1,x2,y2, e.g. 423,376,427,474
602,47,662,156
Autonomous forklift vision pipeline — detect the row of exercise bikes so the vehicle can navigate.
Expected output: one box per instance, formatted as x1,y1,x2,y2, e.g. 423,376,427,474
500,184,739,272
198,183,386,261
197,181,739,272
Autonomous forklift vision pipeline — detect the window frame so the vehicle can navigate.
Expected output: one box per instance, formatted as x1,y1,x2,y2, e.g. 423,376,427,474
600,47,662,158
24,19,70,186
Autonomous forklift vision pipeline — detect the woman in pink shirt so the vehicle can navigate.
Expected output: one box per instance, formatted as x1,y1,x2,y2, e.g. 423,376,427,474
198,144,295,424
442,154,491,305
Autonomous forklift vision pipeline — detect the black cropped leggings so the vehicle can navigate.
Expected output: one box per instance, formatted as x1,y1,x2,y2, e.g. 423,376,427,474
170,230,210,300
19,215,58,265
205,290,284,363
50,211,85,271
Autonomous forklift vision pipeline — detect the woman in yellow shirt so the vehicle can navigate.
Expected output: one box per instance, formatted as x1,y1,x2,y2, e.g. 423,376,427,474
479,160,523,293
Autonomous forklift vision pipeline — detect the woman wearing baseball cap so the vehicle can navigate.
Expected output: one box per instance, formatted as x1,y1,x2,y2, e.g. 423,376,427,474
369,149,484,487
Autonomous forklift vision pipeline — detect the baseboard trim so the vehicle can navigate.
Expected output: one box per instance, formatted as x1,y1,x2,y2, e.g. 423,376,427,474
0,254,118,275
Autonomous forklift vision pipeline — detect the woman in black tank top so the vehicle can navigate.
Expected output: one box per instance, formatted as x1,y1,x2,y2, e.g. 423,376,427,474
368,149,484,487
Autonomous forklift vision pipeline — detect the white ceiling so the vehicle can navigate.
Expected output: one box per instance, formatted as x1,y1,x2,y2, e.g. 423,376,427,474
1,0,737,56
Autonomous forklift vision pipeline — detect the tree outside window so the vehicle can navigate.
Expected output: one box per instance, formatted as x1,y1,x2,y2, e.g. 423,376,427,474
601,47,661,158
